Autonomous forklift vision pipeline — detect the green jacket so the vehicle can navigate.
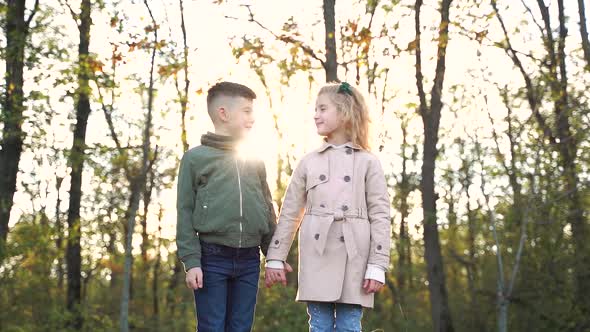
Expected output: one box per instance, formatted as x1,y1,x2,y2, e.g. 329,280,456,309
176,132,277,271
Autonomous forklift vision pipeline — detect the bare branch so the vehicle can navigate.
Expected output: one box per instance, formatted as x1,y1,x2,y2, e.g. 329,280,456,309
25,0,40,30
242,4,326,67
59,0,79,26
414,0,428,117
519,0,545,37
491,0,557,144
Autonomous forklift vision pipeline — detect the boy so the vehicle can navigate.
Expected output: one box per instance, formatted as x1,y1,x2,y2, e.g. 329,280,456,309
176,82,284,332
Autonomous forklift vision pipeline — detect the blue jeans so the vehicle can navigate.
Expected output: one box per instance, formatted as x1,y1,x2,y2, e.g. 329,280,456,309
307,302,363,332
193,241,261,332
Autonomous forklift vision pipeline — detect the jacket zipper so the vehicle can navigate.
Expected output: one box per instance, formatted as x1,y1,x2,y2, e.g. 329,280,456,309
235,158,243,248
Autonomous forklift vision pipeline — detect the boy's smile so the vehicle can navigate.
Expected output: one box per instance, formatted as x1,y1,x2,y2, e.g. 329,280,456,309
217,97,255,138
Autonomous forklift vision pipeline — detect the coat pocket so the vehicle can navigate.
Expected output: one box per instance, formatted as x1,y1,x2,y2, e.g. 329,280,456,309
306,172,329,192
193,184,209,227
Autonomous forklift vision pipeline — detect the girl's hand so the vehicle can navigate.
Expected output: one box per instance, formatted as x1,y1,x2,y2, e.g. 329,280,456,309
363,279,384,294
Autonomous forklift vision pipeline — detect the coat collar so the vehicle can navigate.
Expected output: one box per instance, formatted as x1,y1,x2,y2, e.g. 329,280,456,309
316,140,362,153
201,131,239,151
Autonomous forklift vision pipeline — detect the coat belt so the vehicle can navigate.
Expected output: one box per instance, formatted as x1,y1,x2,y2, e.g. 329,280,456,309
304,206,367,258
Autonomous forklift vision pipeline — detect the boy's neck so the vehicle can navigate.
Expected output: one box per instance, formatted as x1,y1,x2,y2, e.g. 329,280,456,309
213,127,233,137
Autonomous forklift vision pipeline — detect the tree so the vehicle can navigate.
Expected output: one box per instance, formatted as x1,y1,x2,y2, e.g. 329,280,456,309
577,0,590,69
323,0,337,82
62,0,92,328
414,0,455,331
118,1,158,330
0,0,40,255
492,1,589,326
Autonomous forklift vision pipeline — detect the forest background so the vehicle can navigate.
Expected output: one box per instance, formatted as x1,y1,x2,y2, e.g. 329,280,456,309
1,0,589,331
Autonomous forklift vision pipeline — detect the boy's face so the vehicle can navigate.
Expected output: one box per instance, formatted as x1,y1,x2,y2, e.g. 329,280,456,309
314,93,344,137
217,96,255,139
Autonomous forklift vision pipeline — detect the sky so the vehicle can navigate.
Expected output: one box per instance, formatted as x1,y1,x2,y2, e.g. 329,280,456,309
5,0,589,258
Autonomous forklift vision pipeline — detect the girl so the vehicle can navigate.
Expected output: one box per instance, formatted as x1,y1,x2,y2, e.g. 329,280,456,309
265,82,391,332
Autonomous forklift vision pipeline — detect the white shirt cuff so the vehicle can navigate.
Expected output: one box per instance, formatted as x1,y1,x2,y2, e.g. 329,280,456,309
265,260,285,269
364,264,385,283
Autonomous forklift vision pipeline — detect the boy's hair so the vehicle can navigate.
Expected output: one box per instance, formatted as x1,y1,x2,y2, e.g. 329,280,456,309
207,82,256,115
318,83,371,150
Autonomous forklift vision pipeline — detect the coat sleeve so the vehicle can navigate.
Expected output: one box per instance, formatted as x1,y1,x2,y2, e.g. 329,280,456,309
257,161,278,257
265,158,307,262
365,156,391,270
176,153,202,272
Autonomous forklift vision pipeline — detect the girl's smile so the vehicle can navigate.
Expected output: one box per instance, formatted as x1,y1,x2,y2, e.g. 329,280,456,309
314,93,348,145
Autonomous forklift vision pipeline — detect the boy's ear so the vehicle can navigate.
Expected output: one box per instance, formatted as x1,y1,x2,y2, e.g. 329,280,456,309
217,107,229,123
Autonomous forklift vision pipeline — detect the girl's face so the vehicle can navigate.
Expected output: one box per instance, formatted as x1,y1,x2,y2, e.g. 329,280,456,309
314,93,346,138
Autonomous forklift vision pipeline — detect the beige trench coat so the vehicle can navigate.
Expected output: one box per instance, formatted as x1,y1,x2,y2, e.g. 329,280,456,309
266,142,391,308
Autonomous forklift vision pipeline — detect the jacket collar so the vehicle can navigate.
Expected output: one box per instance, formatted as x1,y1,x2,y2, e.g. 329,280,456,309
317,140,362,153
201,131,239,151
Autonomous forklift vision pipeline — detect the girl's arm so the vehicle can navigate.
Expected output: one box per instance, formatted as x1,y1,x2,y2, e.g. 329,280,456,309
365,157,392,273
265,159,307,263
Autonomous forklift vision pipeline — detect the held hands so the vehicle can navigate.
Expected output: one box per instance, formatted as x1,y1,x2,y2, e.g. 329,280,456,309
185,267,203,290
363,279,384,294
264,262,293,288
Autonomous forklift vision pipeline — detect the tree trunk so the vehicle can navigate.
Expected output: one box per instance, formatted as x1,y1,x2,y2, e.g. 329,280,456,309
152,207,163,329
120,2,156,330
397,120,412,300
414,0,455,331
178,0,190,152
120,178,144,332
578,0,590,69
65,1,92,328
323,0,338,82
55,175,65,292
0,0,37,252
555,1,590,324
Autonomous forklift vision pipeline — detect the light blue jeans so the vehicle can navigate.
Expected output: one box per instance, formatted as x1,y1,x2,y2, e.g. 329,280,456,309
307,302,363,332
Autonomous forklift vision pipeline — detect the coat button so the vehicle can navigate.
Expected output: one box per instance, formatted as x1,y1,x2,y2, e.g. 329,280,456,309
377,244,382,250
314,233,320,240
340,236,345,242
344,175,351,182
346,148,353,155
275,240,279,245
341,205,349,211
319,174,326,181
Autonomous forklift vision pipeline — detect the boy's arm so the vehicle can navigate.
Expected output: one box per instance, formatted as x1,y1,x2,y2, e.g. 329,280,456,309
176,153,201,272
257,161,277,256
365,157,392,272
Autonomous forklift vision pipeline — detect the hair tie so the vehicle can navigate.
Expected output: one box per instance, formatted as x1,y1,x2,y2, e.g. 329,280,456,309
337,82,353,96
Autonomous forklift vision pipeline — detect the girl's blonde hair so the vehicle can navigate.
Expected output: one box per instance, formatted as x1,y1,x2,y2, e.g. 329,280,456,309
318,83,371,151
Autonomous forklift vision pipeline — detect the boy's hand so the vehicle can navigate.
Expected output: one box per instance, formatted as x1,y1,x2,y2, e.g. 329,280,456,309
186,267,203,290
265,262,293,288
363,279,383,294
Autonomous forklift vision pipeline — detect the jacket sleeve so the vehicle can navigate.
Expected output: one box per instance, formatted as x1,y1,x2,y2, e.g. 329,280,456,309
265,159,307,262
258,161,277,257
176,153,202,272
365,156,392,270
